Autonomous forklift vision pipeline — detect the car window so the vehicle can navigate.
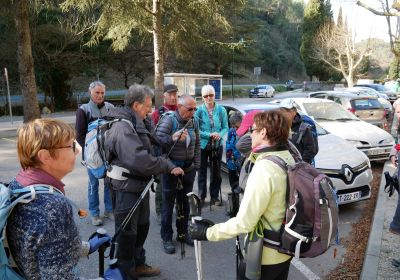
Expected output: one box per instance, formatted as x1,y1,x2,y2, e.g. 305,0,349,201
326,96,342,104
302,102,359,121
351,99,383,110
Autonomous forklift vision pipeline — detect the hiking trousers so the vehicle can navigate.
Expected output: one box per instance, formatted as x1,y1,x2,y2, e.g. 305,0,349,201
198,146,223,200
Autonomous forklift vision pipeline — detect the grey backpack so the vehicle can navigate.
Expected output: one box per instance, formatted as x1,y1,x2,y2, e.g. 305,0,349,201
262,155,339,258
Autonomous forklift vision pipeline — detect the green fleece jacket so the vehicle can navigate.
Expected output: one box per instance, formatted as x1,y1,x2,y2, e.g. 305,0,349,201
206,149,294,265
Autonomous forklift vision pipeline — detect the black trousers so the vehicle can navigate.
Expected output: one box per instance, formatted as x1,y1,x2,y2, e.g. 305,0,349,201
198,146,223,200
259,258,291,280
111,189,150,280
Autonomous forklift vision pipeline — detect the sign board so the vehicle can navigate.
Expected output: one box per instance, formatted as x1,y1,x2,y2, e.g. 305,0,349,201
209,79,222,100
254,67,261,76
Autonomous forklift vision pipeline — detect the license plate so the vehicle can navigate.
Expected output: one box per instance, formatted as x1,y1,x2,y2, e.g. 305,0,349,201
367,149,384,156
338,191,361,203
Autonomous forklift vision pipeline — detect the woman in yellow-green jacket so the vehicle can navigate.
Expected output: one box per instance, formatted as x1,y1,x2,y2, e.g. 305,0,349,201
189,110,294,280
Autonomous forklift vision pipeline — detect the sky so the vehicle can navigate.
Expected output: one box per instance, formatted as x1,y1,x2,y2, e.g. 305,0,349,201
303,0,393,42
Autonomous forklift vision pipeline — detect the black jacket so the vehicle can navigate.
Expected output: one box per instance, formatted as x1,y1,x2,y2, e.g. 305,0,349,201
104,106,175,192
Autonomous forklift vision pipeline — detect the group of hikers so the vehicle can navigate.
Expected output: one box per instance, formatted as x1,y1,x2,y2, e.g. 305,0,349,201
5,81,321,280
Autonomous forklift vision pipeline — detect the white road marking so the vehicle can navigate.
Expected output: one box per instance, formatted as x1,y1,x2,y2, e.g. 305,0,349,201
291,258,321,280
0,138,16,143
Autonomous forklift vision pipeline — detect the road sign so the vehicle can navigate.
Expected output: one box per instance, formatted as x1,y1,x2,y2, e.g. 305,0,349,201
254,67,261,76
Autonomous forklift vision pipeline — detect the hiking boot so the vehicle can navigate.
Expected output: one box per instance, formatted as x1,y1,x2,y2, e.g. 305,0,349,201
176,235,194,246
135,263,160,277
211,198,222,206
104,211,115,221
162,241,175,254
91,216,103,226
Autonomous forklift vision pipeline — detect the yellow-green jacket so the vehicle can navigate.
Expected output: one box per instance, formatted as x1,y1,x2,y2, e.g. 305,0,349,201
206,149,294,265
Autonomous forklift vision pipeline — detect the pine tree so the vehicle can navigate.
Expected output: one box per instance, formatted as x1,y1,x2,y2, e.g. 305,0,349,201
300,0,333,80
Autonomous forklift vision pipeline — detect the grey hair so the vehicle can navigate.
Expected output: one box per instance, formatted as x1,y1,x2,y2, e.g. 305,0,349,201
178,94,195,106
88,81,105,92
201,85,215,96
229,111,243,126
124,84,154,107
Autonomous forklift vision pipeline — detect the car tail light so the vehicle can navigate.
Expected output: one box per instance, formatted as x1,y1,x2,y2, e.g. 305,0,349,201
348,108,356,114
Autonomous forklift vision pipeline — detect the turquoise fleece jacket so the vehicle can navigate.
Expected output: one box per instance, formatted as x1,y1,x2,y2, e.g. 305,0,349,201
194,103,228,149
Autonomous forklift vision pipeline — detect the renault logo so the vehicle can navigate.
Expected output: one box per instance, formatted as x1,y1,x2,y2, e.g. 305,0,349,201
344,167,353,182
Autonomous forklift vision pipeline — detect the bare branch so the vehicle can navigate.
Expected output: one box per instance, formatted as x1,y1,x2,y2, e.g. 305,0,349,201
356,1,400,16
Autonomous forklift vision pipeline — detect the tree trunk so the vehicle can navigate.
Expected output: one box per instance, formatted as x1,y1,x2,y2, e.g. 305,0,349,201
153,0,164,107
15,0,40,122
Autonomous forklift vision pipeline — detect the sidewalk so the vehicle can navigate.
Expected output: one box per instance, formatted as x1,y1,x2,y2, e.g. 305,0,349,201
0,111,76,138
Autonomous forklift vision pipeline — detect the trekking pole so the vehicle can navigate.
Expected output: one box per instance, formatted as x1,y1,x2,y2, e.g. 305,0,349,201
87,228,110,277
176,176,186,259
166,118,193,158
187,192,203,280
109,176,155,261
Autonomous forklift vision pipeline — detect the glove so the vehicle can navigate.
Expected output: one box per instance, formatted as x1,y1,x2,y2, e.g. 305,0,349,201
188,218,215,241
88,234,111,254
104,267,124,280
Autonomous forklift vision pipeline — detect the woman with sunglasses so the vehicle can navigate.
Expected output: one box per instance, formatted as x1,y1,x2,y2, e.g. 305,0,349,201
6,119,120,279
190,110,295,280
194,85,228,206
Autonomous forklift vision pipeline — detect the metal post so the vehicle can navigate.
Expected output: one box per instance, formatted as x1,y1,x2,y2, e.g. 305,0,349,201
231,45,234,101
4,68,13,125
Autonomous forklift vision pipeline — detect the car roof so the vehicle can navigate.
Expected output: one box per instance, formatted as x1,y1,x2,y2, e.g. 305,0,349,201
309,90,378,100
217,101,279,113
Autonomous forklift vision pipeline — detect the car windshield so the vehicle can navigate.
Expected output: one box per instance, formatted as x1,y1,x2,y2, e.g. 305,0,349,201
302,102,359,121
351,99,382,110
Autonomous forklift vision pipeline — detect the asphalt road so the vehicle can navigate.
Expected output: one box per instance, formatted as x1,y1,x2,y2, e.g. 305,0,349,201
0,122,368,280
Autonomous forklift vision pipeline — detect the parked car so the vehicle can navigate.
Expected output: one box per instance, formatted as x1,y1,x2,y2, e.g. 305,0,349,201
278,98,394,161
218,101,373,205
308,91,388,129
354,84,398,101
248,85,275,98
346,87,392,119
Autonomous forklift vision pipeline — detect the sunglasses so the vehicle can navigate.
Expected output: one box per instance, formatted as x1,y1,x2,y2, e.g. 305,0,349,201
203,94,214,98
54,141,77,153
182,105,197,112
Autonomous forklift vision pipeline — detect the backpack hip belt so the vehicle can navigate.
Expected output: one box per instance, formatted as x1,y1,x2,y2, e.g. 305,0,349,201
107,165,151,181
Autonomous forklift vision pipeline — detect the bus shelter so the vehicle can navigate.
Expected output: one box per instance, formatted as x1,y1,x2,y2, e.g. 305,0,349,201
164,73,223,100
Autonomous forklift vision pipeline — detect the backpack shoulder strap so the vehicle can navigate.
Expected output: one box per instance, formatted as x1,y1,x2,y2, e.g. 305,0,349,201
262,155,288,172
296,122,311,145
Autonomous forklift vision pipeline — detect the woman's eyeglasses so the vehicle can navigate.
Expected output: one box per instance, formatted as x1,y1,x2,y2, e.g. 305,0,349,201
202,94,214,98
249,126,260,133
54,141,77,153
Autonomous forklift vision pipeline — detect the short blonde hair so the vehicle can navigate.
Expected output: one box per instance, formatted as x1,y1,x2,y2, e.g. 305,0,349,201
17,118,75,169
201,85,215,97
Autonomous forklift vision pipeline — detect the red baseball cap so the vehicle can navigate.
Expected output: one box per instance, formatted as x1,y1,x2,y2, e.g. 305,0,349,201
236,110,262,137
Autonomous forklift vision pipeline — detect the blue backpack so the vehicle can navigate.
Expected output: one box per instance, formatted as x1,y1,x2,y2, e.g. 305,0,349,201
0,184,65,279
83,118,135,179
297,114,319,154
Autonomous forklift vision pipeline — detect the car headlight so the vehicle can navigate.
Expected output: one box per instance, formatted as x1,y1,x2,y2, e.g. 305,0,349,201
346,140,363,147
381,137,395,145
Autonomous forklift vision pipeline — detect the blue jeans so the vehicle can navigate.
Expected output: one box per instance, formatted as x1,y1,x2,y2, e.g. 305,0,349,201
161,169,196,242
87,168,113,217
390,192,400,232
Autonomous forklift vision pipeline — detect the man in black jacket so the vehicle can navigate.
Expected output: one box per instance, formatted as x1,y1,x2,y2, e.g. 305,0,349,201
104,84,184,279
155,95,200,254
75,81,114,226
279,99,317,164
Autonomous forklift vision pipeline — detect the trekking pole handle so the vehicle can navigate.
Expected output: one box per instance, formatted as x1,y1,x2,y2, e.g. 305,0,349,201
96,228,109,277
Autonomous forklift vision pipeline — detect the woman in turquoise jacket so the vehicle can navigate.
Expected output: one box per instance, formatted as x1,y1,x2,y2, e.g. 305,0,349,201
195,85,228,206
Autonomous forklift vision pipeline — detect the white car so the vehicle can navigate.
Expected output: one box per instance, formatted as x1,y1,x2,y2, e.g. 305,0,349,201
280,98,394,161
249,85,275,98
219,101,373,205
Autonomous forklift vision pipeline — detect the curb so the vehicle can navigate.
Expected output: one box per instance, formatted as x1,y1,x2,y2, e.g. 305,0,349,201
360,161,392,279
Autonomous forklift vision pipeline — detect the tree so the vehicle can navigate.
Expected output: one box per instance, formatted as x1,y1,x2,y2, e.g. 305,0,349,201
357,0,400,59
15,0,41,121
300,0,333,80
61,0,241,106
389,56,400,79
311,22,371,87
